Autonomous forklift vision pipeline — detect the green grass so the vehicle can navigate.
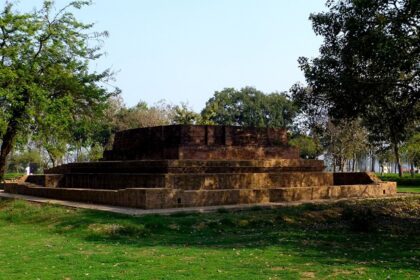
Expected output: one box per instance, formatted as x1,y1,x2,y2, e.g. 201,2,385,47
398,186,420,193
0,197,419,279
378,173,420,193
3,173,24,180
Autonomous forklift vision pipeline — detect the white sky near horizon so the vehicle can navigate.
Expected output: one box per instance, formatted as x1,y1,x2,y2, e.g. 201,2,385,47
11,0,327,111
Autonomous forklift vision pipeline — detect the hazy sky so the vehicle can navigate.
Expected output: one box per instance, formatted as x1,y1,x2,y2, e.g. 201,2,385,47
13,0,327,111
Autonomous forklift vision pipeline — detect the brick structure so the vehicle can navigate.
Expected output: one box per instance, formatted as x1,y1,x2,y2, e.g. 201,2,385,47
103,125,297,160
4,125,397,209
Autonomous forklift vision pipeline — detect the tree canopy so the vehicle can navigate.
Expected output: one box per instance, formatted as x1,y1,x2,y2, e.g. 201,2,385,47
201,87,297,128
294,0,419,176
0,1,117,179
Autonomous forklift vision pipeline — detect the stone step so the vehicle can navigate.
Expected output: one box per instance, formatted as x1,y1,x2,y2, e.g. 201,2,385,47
47,166,324,174
4,182,397,209
103,146,299,160
269,184,396,202
26,172,334,190
45,159,325,174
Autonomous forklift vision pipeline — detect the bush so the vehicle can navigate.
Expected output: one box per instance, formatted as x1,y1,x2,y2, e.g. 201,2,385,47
379,174,420,186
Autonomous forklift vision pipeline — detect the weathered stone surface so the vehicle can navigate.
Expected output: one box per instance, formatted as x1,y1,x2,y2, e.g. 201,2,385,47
45,159,324,174
103,125,298,160
25,174,64,188
4,125,397,209
4,180,396,209
35,172,334,190
269,182,397,202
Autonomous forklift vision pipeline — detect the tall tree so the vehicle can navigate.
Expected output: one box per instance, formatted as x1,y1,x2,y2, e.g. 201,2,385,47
296,0,419,176
289,134,321,159
401,132,420,175
201,87,297,128
321,119,369,172
172,103,203,125
112,100,174,131
0,1,115,180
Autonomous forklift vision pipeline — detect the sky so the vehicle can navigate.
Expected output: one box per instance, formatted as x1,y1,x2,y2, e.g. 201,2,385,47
13,0,327,111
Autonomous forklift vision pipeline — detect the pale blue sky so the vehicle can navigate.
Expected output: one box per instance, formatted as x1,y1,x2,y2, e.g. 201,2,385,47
14,0,327,110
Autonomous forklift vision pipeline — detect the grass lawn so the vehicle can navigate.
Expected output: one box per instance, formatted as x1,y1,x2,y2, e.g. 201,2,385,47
397,185,420,193
3,173,24,180
0,197,418,279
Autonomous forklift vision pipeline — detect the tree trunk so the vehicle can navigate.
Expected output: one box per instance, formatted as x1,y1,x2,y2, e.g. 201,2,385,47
392,143,402,177
47,150,57,168
371,155,375,172
0,90,29,181
410,162,414,178
0,120,19,181
336,156,339,172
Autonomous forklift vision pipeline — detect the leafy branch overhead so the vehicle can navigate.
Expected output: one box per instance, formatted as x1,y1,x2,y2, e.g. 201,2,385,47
0,0,119,179
293,0,419,176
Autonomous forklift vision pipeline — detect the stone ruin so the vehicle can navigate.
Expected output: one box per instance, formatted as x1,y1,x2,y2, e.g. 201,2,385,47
5,125,396,209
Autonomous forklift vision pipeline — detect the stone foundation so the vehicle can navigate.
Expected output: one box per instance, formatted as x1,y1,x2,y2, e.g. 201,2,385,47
5,180,396,209
103,125,298,160
4,125,397,209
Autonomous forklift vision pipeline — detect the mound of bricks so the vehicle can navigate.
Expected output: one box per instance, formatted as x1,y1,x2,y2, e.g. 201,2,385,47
5,125,397,209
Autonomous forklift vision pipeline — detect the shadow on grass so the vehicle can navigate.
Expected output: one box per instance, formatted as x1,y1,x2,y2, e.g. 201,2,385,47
0,197,419,272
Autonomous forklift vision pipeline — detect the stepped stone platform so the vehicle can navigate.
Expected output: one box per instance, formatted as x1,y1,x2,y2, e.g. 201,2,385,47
4,125,397,209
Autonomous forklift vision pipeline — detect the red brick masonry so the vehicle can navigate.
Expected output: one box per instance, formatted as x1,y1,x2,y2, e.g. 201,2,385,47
103,125,299,160
5,125,397,209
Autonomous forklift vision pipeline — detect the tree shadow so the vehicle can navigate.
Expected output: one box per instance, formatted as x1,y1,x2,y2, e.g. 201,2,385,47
2,196,419,272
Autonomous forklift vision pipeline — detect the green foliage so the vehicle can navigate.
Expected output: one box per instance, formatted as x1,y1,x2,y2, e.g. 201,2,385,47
401,133,420,166
10,150,41,166
112,100,173,131
288,134,321,159
87,144,104,162
0,1,117,177
172,103,203,125
378,173,420,193
201,87,297,128
379,173,420,187
172,103,207,125
324,119,369,171
7,149,42,173
376,145,394,165
294,0,420,175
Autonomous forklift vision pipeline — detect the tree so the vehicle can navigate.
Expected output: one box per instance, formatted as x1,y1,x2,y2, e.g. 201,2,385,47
0,1,116,180
112,100,174,131
321,119,369,172
172,103,202,125
201,87,297,128
7,148,42,174
376,145,394,174
289,134,321,159
296,0,419,176
401,132,420,175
